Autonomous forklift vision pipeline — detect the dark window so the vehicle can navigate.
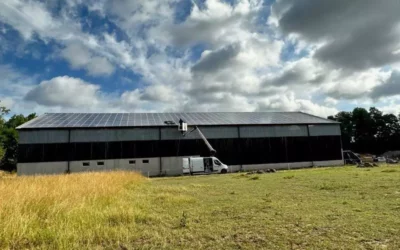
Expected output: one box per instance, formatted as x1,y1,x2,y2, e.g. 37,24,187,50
214,160,221,166
18,144,43,163
159,140,178,157
97,161,104,166
210,138,240,165
310,136,342,161
136,141,159,158
121,141,136,158
82,162,90,166
106,142,121,159
58,143,70,162
92,142,106,160
286,137,312,162
74,143,92,161
143,159,149,163
18,134,342,165
178,139,205,157
43,144,57,162
42,143,69,162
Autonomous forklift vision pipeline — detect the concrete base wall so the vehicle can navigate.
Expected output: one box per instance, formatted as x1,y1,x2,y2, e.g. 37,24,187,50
18,162,68,176
161,157,183,176
242,160,344,171
313,160,344,167
17,159,344,176
242,162,313,171
69,158,160,177
229,165,241,173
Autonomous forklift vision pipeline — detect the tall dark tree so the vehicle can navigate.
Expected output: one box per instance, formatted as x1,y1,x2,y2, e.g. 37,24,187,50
0,101,36,171
329,107,400,155
0,101,9,161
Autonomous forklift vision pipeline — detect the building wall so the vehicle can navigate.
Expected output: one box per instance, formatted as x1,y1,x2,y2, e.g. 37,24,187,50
308,124,341,136
70,128,159,142
161,126,238,140
161,156,188,176
18,124,341,144
239,125,308,138
17,124,343,176
18,162,68,176
19,130,69,144
69,158,160,176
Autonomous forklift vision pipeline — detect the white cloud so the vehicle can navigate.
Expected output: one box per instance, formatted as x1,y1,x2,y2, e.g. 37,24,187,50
324,97,338,106
0,97,14,110
168,0,263,47
86,57,115,76
141,85,175,102
321,68,391,99
0,64,35,100
61,43,91,68
3,0,400,118
0,0,117,77
380,103,400,115
61,42,115,76
183,93,256,112
25,76,102,108
120,89,142,108
257,92,337,118
0,0,55,39
23,76,182,113
0,64,41,115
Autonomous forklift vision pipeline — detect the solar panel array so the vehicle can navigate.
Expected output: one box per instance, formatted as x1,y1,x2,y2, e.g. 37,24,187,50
17,112,337,129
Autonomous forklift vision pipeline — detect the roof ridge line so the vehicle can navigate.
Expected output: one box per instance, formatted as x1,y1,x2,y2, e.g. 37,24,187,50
297,111,332,122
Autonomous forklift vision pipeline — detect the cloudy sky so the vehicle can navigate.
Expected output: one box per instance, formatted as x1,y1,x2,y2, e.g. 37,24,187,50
1,0,400,117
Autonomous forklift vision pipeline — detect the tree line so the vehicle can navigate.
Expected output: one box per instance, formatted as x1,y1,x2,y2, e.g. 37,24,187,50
0,102,36,171
328,107,400,155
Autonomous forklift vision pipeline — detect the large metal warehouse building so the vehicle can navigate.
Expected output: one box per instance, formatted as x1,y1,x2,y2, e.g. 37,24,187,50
17,112,343,176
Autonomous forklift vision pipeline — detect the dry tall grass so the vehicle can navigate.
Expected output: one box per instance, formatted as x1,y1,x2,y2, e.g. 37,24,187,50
3,167,400,249
0,171,145,249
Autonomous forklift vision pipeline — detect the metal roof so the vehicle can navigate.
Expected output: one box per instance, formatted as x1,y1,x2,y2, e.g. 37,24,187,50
17,112,338,129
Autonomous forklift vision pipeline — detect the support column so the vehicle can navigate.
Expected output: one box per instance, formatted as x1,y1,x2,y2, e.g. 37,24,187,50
237,126,242,171
307,125,314,167
159,127,162,176
67,129,71,173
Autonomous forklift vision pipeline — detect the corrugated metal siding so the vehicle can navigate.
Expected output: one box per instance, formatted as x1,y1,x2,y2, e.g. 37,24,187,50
19,130,69,144
240,125,308,138
70,128,159,142
308,125,341,136
161,126,239,140
18,124,342,144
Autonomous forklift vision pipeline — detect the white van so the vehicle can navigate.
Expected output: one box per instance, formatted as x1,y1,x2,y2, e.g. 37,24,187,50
183,157,229,174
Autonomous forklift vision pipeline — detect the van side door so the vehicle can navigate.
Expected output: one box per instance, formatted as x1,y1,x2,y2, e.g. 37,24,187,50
203,157,213,172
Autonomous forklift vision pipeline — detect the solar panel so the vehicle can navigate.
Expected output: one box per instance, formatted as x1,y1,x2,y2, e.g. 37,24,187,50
17,112,338,129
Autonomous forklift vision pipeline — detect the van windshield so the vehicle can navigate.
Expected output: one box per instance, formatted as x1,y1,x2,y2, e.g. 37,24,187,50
214,160,221,166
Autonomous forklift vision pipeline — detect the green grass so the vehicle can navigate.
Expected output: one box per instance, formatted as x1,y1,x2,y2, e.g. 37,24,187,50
2,166,400,249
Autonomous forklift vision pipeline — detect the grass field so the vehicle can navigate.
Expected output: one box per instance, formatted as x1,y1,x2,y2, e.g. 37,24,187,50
1,166,400,249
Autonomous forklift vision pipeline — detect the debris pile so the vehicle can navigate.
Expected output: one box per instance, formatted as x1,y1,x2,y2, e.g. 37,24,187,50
386,158,399,164
357,162,379,168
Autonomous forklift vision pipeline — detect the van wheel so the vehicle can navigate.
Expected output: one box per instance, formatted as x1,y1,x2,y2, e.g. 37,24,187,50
221,169,227,174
